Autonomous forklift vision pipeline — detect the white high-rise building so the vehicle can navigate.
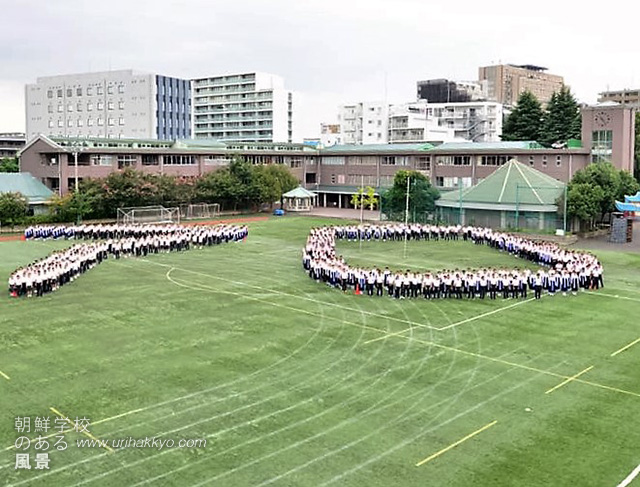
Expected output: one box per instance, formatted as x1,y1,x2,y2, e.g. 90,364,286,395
338,101,388,145
426,101,503,142
25,70,192,141
388,101,456,143
192,72,292,143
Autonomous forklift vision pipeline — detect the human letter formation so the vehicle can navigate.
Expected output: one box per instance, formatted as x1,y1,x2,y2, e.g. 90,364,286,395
302,224,604,300
8,223,249,298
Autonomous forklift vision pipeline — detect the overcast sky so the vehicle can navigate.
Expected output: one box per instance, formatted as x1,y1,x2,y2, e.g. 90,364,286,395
2,0,639,140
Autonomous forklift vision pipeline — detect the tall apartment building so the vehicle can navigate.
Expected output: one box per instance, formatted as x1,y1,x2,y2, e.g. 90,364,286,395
478,64,564,107
338,101,388,145
387,102,455,143
0,133,26,158
25,70,191,141
192,72,292,143
417,79,486,103
598,89,640,106
427,101,503,142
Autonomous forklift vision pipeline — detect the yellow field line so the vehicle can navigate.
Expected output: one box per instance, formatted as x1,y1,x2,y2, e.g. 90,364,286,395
611,337,640,357
363,327,413,344
50,407,114,453
0,370,9,381
415,420,498,467
545,366,594,395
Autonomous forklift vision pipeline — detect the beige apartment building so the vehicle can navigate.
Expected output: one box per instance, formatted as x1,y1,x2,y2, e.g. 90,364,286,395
479,64,564,107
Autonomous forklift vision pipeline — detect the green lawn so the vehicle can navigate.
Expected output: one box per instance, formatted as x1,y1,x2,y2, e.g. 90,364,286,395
0,216,639,486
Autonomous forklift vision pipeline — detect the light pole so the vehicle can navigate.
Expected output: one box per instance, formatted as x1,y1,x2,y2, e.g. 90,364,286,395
68,140,86,223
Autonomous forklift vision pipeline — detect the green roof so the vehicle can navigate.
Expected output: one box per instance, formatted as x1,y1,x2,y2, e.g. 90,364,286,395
0,173,54,204
438,159,564,207
433,141,545,151
282,186,317,198
321,143,435,153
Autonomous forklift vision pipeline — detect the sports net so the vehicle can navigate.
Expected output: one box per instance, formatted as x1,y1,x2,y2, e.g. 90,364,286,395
116,206,181,224
179,203,221,220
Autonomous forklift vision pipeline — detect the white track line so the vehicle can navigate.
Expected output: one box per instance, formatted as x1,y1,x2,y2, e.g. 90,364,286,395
142,259,439,330
584,291,640,303
617,463,640,487
437,298,536,331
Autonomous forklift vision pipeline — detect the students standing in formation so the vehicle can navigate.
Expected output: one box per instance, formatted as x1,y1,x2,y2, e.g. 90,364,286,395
9,223,248,298
302,224,604,301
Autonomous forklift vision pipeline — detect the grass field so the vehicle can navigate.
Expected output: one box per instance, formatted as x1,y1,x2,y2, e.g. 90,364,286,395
1,216,640,486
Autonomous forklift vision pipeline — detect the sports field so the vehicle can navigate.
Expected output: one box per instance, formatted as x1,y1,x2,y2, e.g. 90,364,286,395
1,216,639,486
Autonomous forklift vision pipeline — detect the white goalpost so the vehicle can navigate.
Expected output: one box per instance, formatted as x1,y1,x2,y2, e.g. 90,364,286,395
180,203,221,220
116,205,181,225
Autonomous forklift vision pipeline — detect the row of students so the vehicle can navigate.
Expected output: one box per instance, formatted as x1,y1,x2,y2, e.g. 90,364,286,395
302,224,604,300
10,223,248,298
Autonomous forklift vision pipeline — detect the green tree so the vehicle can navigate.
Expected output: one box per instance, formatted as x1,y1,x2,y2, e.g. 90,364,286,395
0,157,19,173
501,90,544,141
540,86,581,147
566,182,604,231
263,164,298,208
0,192,28,227
567,162,639,224
350,187,364,209
364,186,378,210
381,170,439,222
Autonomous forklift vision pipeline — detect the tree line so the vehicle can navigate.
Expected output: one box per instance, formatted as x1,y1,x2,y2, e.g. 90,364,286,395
502,86,582,146
0,158,298,227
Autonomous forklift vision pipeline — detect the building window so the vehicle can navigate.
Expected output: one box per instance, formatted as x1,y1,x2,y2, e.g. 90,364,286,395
117,155,136,168
90,155,113,166
119,117,125,125
142,154,159,165
556,155,562,166
77,119,83,127
591,130,613,163
87,118,94,126
542,156,547,167
57,89,63,98
47,90,53,99
97,101,104,110
529,155,534,166
330,174,336,184
108,101,114,110
67,88,72,97
97,118,104,126
416,156,431,171
48,105,53,114
436,176,444,187
77,102,82,112
48,120,53,128
108,118,114,126
57,105,63,113
118,101,125,110
97,86,104,95
58,120,64,127
67,104,73,112
118,84,125,94
67,119,73,127
76,87,82,96
87,86,93,96
479,155,509,166
107,85,114,95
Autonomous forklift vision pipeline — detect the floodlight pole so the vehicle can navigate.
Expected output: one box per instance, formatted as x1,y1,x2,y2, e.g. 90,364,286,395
404,176,410,260
360,174,364,224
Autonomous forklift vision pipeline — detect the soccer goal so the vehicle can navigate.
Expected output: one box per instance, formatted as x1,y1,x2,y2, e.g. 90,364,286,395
180,203,221,220
116,206,181,225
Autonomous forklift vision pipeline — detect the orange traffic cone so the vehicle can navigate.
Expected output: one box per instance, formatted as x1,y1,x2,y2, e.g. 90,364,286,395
355,284,361,295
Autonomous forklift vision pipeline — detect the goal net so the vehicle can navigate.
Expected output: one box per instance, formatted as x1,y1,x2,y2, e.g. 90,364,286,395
116,206,181,225
180,203,221,220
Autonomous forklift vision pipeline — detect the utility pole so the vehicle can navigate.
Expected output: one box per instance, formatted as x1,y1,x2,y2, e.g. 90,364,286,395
360,174,364,224
403,176,410,260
